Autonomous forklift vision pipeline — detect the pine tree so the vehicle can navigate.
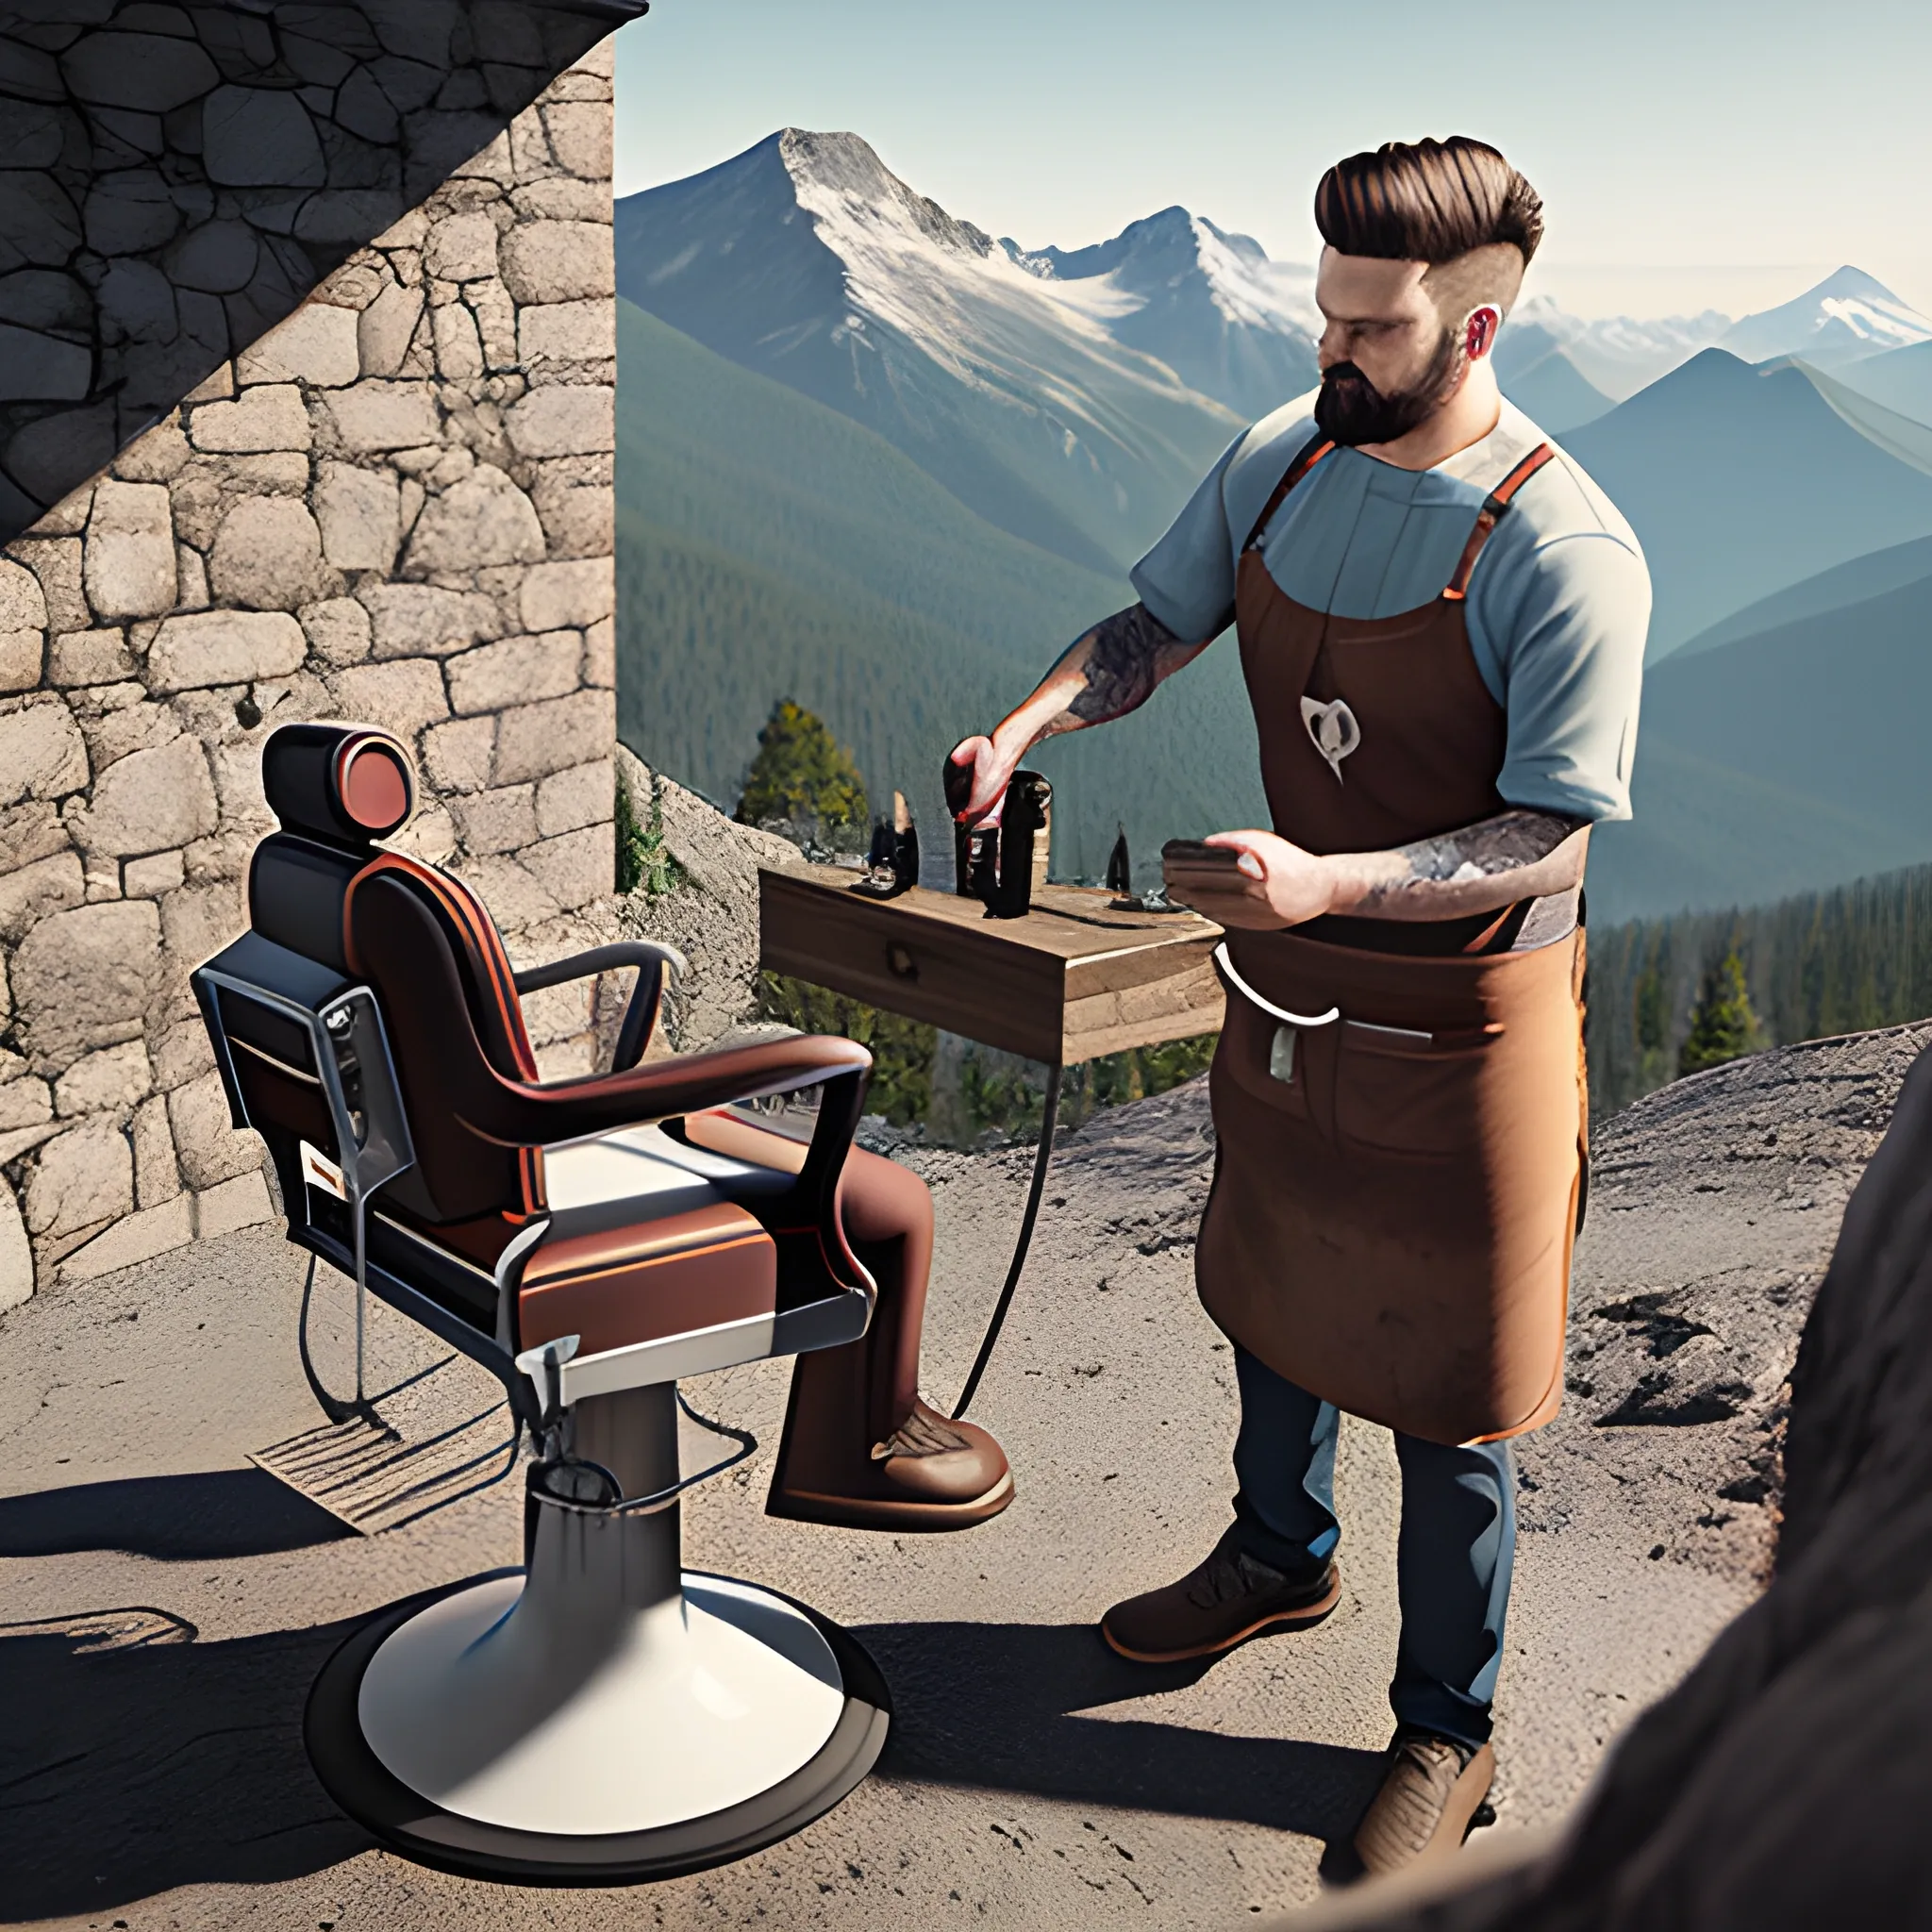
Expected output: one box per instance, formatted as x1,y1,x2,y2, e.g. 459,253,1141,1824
1634,964,1668,1057
1677,944,1765,1077
736,699,869,840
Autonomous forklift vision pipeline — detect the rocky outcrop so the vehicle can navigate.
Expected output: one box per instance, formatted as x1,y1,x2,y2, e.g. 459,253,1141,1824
612,742,807,1053
0,31,625,1298
1298,1024,1932,1929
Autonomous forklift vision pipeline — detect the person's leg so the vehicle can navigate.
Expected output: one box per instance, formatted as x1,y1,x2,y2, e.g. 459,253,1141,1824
829,1146,935,1444
1230,1343,1341,1572
681,1113,1012,1530
1388,1432,1516,1748
1350,1433,1513,1876
1101,1343,1342,1661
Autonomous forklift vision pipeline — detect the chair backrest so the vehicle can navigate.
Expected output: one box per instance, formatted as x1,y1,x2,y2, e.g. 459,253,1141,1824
240,722,544,1232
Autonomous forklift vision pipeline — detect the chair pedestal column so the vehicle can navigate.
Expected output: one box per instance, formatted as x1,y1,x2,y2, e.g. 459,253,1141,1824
303,1382,890,1882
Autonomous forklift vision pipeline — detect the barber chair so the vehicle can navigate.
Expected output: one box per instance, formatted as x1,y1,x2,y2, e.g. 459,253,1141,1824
192,722,890,1882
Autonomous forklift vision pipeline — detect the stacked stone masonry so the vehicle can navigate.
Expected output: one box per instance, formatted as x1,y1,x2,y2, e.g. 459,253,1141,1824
0,0,635,536
0,32,624,1307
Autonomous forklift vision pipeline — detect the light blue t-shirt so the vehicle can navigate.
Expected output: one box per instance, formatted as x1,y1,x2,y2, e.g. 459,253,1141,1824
1129,396,1651,822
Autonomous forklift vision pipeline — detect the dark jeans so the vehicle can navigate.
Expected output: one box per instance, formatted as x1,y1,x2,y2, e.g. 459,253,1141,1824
1229,1346,1515,1749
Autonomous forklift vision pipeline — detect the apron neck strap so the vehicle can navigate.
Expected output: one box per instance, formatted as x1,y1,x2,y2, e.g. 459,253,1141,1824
1441,442,1556,602
1241,433,1335,554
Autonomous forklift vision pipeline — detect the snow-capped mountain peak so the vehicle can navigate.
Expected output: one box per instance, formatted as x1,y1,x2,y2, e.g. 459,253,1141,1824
1717,266,1932,368
774,127,999,264
615,130,1252,579
1507,294,1733,400
1032,206,1317,341
1011,206,1319,421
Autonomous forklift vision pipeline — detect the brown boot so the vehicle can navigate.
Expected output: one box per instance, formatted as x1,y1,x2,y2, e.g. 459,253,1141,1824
1353,1731,1496,1877
769,1380,1013,1532
1101,1524,1341,1662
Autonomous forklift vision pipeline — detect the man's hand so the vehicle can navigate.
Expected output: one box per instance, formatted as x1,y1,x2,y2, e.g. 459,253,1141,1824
947,732,1024,825
1165,831,1340,929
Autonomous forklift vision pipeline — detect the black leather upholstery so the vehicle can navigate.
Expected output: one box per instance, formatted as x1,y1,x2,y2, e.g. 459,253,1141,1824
261,722,414,846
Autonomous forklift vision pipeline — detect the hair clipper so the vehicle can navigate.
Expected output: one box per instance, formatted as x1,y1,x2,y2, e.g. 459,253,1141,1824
943,758,1052,918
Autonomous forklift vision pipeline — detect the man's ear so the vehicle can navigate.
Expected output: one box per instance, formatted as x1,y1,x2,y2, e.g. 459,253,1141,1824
1465,304,1502,361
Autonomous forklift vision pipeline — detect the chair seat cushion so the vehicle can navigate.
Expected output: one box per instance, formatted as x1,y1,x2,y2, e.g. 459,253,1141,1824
517,1202,776,1358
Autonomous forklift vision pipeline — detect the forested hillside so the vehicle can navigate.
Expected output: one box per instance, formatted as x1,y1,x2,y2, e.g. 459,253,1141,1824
615,298,1272,881
1588,858,1932,1117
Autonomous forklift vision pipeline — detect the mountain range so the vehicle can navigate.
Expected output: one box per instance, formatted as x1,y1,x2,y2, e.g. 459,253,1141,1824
614,127,1932,920
1590,559,1932,919
614,298,1268,885
1013,208,1321,425
1670,532,1932,660
1562,348,1932,658
614,129,1242,578
1837,340,1932,425
1507,295,1732,402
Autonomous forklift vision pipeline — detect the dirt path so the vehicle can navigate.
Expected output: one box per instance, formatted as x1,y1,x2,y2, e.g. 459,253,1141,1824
4,1027,1920,1929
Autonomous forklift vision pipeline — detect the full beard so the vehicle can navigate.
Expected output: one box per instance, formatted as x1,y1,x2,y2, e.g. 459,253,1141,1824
1314,326,1464,447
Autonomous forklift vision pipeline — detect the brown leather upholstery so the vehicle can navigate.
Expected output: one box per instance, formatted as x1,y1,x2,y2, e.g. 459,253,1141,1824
225,719,874,1369
518,1202,777,1357
349,852,541,1082
342,865,869,1161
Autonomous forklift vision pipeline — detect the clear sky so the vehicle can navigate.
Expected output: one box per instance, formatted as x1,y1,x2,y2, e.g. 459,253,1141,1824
612,0,1932,322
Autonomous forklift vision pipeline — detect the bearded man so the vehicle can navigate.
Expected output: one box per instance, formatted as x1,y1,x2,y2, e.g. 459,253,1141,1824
951,138,1649,1875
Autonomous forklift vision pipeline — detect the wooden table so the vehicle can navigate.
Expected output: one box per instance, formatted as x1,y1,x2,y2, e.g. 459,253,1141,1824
757,865,1225,1067
758,863,1227,1417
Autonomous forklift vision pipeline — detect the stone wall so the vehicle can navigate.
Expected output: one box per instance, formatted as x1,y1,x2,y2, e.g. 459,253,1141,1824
0,0,634,539
0,35,622,1307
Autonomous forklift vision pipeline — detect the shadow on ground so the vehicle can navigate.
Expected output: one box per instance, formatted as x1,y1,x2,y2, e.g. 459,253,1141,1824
863,1618,1384,1840
0,1467,350,1563
0,1585,1379,1920
0,1609,370,1922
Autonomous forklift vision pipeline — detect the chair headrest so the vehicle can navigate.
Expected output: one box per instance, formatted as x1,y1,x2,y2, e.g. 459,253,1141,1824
262,723,415,846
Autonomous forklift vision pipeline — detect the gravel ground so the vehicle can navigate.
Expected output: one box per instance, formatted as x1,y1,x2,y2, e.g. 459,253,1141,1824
4,1025,1922,1931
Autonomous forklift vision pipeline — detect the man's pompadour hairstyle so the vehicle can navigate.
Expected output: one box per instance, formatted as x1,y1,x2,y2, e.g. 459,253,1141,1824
1315,138,1543,268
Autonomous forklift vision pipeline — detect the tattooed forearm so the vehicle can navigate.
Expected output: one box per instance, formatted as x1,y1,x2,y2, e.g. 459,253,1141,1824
1041,604,1205,736
1341,809,1590,920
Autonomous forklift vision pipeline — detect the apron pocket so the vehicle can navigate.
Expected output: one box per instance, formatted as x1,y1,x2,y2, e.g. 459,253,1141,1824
1335,1019,1499,1158
1218,988,1323,1120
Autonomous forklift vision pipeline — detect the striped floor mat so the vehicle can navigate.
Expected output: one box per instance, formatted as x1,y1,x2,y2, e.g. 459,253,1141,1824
249,1374,521,1536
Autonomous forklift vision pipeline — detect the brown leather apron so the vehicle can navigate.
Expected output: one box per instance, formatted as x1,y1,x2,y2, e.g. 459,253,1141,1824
1197,436,1590,1447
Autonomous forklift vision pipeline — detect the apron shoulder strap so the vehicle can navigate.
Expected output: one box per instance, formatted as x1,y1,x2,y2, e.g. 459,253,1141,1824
1441,442,1556,602
1241,432,1335,555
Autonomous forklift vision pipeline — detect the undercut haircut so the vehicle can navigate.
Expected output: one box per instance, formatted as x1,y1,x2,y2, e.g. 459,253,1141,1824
1315,138,1543,270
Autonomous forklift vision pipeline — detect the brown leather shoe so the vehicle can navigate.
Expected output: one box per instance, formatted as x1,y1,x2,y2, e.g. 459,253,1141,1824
1101,1524,1341,1662
769,1393,1014,1531
1353,1731,1496,1877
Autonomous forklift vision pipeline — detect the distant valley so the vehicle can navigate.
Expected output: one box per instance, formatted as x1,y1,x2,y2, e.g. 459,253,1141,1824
614,127,1932,923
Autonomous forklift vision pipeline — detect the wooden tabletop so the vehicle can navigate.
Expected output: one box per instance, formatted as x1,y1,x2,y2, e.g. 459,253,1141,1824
758,864,1225,1066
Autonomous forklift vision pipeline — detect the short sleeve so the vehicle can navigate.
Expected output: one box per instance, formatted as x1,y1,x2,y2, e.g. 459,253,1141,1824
1477,533,1651,823
1128,433,1246,644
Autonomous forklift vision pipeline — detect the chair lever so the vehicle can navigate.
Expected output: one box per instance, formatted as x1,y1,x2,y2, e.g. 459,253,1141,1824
515,1334,581,1446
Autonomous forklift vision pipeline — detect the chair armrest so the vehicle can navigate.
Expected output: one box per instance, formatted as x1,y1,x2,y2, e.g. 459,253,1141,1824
512,941,689,1073
523,1043,878,1304
511,941,688,991
517,1034,871,1139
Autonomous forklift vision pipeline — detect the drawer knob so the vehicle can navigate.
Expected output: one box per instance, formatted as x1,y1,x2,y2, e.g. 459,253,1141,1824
886,941,918,982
